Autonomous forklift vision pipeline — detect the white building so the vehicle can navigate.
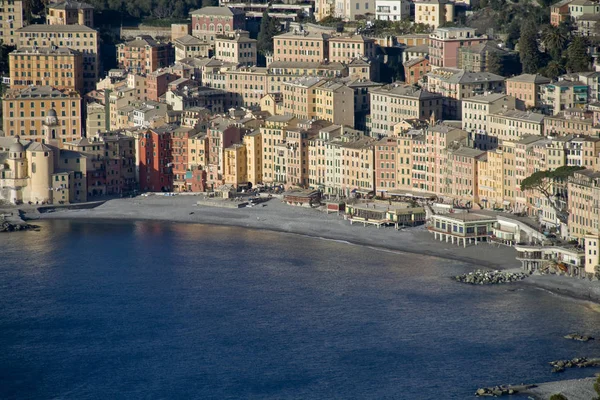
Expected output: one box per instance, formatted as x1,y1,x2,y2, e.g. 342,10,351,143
375,0,411,21
335,0,376,21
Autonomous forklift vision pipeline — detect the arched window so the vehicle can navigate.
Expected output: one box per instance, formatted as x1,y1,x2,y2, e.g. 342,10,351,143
32,162,36,173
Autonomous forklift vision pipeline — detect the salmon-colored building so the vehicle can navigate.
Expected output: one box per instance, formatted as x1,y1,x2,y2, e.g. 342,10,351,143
551,0,572,26
117,35,173,75
138,125,174,192
403,57,430,85
429,27,488,69
146,70,179,102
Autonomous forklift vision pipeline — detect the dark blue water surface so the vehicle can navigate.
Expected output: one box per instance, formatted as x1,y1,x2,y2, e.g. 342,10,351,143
2,220,600,399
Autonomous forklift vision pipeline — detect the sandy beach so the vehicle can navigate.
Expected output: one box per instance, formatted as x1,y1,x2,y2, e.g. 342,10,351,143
31,195,521,269
522,376,598,400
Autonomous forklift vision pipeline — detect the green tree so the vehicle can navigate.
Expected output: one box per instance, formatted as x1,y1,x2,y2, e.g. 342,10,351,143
521,166,585,224
487,52,502,75
544,60,565,80
566,36,592,72
519,22,542,74
541,25,568,61
257,10,279,56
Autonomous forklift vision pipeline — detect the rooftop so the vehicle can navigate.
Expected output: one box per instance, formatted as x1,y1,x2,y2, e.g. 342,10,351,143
507,73,551,84
174,35,207,46
11,46,81,55
492,109,545,123
404,56,428,68
48,1,93,10
433,213,497,222
372,82,442,100
18,24,97,33
428,68,504,84
189,6,245,16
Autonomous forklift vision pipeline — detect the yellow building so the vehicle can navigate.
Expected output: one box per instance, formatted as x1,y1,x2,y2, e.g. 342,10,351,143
314,81,355,127
414,0,454,28
506,74,551,109
339,137,376,196
568,169,600,241
477,148,504,209
369,83,444,137
2,86,83,144
282,77,325,120
261,115,297,184
0,0,25,46
188,132,209,169
244,130,262,186
214,30,257,66
86,101,106,136
501,140,517,208
488,110,545,143
47,1,94,28
328,35,376,64
173,34,210,61
223,143,248,187
9,46,84,93
16,24,99,92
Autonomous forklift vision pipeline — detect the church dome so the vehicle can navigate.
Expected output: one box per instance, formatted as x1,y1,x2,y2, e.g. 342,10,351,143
48,109,57,117
8,137,24,154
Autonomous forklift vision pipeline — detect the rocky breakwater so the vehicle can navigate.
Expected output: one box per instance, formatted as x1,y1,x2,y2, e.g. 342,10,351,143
454,270,530,285
564,333,595,342
550,357,600,373
0,220,38,232
475,384,536,397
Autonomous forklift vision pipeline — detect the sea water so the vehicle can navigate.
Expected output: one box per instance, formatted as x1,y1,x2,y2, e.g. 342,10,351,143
1,220,600,399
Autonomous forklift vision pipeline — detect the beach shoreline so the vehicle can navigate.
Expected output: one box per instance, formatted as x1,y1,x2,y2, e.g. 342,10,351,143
28,195,522,269
22,195,600,303
12,196,600,397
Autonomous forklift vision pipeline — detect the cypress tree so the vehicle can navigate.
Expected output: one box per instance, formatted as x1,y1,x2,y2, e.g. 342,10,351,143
519,23,541,74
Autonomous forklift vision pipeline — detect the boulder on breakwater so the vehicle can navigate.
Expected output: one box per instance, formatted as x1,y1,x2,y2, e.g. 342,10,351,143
475,384,536,397
564,333,594,342
549,357,600,373
454,270,530,285
0,220,38,232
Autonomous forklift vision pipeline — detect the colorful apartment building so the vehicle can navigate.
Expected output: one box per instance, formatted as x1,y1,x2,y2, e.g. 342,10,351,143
9,46,83,93
2,86,83,144
429,27,488,69
117,35,173,75
0,0,25,46
190,6,245,43
16,24,99,92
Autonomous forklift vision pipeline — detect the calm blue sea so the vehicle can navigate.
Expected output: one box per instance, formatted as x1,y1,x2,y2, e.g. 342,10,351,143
1,220,600,399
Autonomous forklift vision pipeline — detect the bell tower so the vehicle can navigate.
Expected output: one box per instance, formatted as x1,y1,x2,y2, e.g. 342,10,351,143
43,109,59,145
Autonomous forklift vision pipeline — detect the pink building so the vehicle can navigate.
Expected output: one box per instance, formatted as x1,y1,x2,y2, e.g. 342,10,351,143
429,27,488,69
447,147,486,207
190,7,245,43
375,136,399,196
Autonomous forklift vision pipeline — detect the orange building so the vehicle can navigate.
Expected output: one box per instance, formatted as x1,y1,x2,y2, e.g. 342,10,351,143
551,0,572,26
273,31,329,63
2,86,83,144
328,35,376,64
9,46,83,93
